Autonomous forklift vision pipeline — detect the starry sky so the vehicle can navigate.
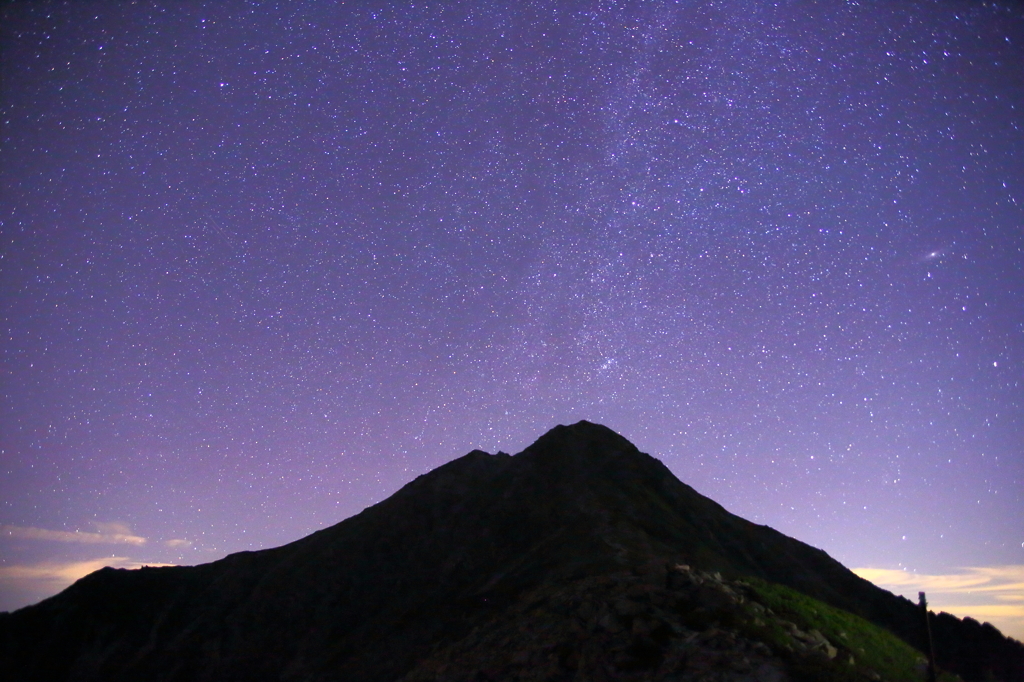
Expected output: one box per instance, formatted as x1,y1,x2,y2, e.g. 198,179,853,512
2,0,1022,638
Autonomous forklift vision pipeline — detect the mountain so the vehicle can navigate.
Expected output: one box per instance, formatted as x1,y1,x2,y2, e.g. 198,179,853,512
2,421,1021,681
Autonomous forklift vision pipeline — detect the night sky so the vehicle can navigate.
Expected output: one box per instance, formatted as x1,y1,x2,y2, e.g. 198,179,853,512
2,0,1022,638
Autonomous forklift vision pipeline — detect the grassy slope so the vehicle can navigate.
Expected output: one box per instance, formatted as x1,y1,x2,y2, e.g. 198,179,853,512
740,576,961,682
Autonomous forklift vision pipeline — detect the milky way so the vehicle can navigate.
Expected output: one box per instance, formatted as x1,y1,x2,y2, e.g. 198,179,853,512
2,0,1022,635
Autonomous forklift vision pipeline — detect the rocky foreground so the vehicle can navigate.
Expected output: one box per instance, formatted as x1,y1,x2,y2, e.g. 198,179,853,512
403,564,928,682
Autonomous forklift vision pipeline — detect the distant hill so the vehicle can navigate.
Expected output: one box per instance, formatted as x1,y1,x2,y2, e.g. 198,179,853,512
2,421,1021,681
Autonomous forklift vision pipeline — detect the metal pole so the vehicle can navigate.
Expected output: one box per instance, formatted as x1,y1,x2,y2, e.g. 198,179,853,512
919,591,937,682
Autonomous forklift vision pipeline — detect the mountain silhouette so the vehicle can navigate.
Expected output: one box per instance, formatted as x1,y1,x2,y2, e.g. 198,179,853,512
2,421,1021,681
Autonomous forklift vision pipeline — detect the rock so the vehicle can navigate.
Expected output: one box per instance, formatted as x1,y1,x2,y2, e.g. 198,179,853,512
597,609,622,633
612,597,641,618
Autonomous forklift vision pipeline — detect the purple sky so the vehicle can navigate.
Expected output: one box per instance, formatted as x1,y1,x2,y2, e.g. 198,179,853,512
2,1,1022,638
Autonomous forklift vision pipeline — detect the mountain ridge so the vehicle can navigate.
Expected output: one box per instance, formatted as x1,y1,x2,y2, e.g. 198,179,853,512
2,421,1021,681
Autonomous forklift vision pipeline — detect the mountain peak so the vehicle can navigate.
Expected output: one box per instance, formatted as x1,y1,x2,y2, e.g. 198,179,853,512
3,422,1021,682
519,420,644,468
530,420,637,448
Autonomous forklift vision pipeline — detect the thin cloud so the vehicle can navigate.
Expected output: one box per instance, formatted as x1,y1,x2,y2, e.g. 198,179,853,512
0,557,136,585
944,605,1024,618
1,524,147,546
854,565,1024,641
0,557,178,612
93,521,135,536
0,557,175,588
854,565,1024,596
164,538,192,548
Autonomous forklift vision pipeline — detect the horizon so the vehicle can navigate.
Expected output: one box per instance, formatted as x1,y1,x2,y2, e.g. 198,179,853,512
3,421,1022,641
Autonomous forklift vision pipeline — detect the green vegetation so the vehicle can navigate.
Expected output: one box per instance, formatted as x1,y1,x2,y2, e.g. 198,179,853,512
737,577,960,682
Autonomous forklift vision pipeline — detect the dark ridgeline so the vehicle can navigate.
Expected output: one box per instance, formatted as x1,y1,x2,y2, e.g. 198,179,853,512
1,421,1021,681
